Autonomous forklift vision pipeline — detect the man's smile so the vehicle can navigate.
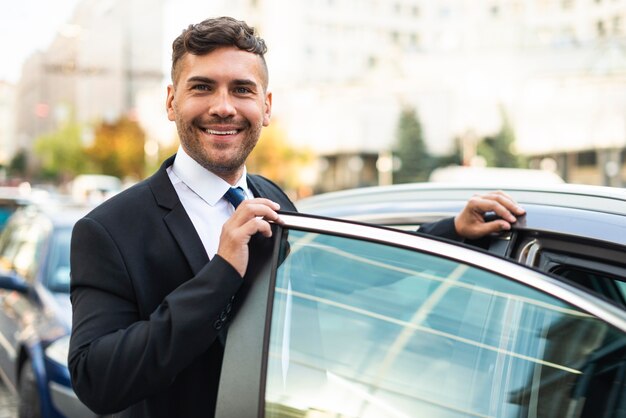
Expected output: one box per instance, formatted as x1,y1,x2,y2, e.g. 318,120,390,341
205,128,239,135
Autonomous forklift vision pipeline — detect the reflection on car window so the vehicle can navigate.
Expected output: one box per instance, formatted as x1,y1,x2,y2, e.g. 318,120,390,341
46,228,71,293
264,229,626,418
0,222,46,283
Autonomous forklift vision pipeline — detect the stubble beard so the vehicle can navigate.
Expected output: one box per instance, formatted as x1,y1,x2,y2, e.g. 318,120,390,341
177,117,262,176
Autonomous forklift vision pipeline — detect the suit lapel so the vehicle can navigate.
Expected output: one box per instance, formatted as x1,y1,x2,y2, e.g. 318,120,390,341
149,155,209,275
247,174,297,211
146,158,293,277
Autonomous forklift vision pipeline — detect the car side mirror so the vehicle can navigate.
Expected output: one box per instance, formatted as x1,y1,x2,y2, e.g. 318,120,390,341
0,272,30,293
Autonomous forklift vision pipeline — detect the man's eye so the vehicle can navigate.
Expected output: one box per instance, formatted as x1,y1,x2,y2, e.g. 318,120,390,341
193,85,210,91
234,87,252,94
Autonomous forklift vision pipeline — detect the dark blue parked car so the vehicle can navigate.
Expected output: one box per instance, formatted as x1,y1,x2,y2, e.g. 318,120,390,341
0,205,96,418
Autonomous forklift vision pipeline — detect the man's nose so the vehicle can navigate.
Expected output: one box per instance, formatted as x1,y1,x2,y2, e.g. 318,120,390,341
210,91,236,118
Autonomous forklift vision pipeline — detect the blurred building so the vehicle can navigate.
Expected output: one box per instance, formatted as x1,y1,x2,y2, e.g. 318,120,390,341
192,0,626,191
0,81,16,170
14,0,164,173
9,0,626,189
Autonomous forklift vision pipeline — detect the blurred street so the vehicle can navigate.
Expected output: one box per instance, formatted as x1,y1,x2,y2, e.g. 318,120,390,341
0,380,17,418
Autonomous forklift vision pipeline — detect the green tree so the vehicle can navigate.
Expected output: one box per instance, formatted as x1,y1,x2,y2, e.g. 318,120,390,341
85,116,146,179
34,121,86,181
8,149,28,178
477,107,525,168
436,136,463,168
393,107,431,183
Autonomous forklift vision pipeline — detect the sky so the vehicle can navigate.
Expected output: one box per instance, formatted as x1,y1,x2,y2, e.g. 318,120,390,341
0,0,86,83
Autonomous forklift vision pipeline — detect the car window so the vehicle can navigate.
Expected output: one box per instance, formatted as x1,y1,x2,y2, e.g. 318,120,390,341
0,220,47,283
45,227,72,293
263,229,626,418
552,265,626,308
0,198,26,231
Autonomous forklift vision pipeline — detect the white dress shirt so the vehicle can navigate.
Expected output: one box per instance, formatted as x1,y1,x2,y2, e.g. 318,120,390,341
167,147,251,258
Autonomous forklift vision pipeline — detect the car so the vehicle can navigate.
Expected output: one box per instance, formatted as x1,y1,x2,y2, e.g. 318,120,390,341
0,185,47,232
296,182,626,309
0,205,98,418
202,193,626,417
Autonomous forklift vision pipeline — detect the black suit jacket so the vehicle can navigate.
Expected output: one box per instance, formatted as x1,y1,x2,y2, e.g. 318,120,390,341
69,155,296,417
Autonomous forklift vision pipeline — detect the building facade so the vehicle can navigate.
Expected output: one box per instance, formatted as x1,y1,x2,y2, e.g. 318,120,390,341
13,0,164,173
9,0,626,188
0,82,16,171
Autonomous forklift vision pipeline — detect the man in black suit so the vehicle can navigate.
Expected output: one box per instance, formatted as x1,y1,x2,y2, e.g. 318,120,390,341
69,16,524,418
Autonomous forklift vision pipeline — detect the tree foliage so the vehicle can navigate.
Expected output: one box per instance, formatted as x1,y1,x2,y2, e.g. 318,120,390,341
34,121,86,181
477,107,525,168
393,107,431,183
85,116,146,179
436,136,463,168
8,149,28,178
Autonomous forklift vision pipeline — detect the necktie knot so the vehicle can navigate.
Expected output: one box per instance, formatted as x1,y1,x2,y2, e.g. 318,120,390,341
223,187,246,209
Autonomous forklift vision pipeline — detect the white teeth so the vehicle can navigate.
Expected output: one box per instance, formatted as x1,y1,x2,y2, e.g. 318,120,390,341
206,129,238,135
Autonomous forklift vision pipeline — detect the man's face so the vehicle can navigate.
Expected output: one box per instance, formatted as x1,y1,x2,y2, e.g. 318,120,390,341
166,46,272,183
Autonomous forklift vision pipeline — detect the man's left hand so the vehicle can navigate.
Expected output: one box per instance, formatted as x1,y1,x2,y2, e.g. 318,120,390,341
454,191,526,240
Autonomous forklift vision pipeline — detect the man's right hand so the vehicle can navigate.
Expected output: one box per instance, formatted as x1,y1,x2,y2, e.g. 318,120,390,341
216,198,283,277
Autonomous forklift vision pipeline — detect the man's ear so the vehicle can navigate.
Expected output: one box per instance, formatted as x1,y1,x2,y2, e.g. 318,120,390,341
263,91,272,127
166,85,176,121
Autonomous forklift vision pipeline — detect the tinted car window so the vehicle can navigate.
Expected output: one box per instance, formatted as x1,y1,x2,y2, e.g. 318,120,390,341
45,227,72,293
264,229,626,417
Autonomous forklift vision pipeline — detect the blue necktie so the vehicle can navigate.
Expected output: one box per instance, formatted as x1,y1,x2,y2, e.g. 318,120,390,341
223,187,246,209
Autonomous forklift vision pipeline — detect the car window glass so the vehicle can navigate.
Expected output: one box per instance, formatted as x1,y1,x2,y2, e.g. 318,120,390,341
0,223,34,272
6,222,46,283
264,229,626,418
552,265,626,308
45,227,72,293
0,220,19,270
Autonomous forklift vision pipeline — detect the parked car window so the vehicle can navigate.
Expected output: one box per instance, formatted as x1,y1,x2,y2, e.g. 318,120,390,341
0,221,48,283
264,229,626,417
45,227,72,293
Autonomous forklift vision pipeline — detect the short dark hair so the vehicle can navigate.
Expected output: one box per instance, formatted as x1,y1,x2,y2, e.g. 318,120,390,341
171,16,268,88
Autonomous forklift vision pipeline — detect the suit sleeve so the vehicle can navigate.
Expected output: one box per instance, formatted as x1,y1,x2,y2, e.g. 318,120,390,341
68,216,243,414
417,217,463,241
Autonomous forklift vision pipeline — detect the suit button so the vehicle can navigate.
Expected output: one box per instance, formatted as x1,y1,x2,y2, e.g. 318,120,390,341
214,319,223,330
219,310,228,321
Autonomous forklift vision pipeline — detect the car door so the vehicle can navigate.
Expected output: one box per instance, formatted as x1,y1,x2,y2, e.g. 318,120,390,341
215,214,626,418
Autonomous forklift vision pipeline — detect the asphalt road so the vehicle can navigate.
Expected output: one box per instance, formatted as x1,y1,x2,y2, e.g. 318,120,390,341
0,379,18,418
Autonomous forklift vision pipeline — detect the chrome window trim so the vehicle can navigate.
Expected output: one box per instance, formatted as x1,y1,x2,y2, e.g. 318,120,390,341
280,213,626,333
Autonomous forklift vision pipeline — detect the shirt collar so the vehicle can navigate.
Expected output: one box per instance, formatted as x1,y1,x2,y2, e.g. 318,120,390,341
171,146,249,206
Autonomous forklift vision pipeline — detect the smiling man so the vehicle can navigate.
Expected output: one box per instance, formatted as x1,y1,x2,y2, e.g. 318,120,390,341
68,16,524,418
68,17,294,418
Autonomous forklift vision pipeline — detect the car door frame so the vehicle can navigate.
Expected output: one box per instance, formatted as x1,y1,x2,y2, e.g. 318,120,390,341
214,213,626,418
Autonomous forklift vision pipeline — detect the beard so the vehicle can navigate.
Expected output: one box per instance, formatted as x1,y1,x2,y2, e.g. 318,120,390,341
176,115,262,176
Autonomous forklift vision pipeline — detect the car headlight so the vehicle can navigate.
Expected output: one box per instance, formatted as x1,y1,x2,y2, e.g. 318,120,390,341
45,335,70,368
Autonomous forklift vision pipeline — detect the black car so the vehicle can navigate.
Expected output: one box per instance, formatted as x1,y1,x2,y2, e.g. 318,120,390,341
296,182,626,310
203,182,626,417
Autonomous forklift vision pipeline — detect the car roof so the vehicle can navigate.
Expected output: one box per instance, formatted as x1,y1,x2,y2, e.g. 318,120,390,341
297,182,626,216
296,182,626,246
10,203,91,228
